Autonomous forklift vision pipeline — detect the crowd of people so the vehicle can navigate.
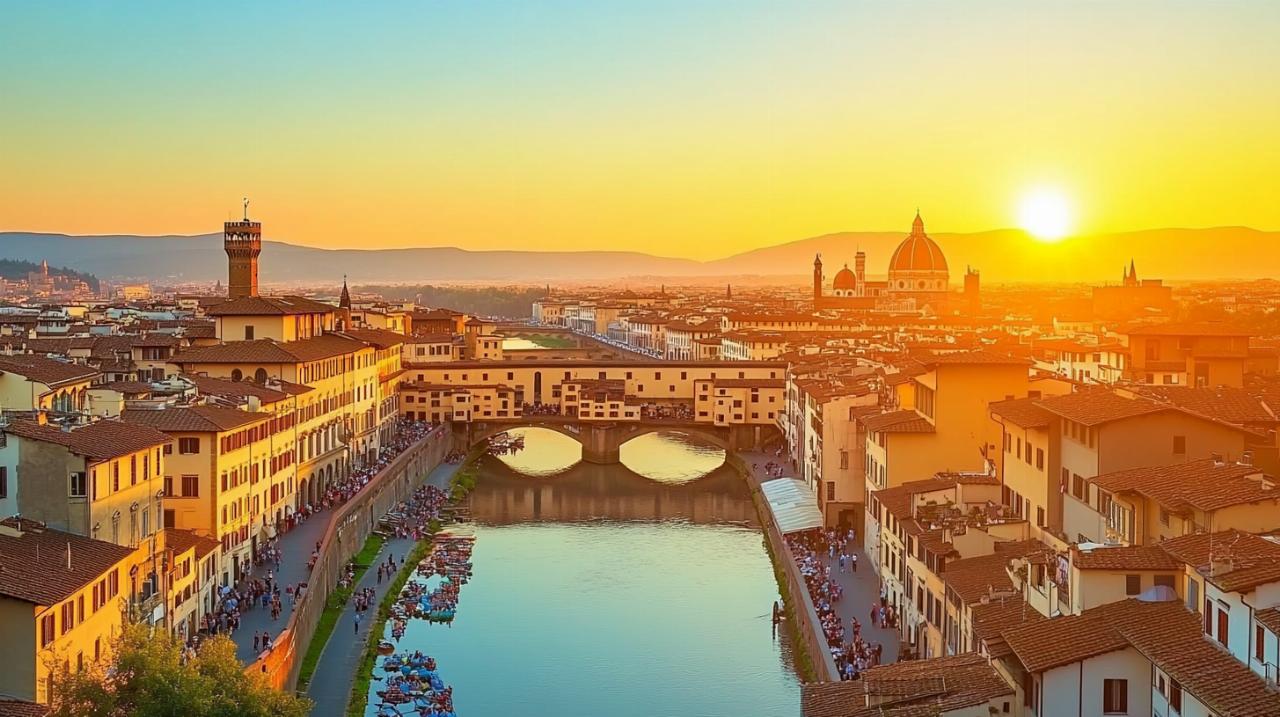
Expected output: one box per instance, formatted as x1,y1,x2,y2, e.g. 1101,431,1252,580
521,401,563,416
190,418,439,655
785,527,884,681
639,402,695,421
753,460,787,478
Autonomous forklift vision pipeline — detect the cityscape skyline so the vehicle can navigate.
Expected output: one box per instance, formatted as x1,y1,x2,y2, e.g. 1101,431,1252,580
3,1,1280,259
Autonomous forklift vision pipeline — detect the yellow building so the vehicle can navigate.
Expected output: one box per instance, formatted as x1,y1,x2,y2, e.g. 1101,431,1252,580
563,379,641,421
162,528,221,640
1124,322,1251,388
0,517,134,704
206,295,337,343
0,355,99,413
121,405,293,585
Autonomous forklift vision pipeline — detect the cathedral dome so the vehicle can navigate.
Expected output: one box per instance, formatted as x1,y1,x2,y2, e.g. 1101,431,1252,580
889,212,948,273
832,265,857,291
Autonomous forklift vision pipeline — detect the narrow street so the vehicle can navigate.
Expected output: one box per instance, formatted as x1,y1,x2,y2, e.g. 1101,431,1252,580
737,451,900,672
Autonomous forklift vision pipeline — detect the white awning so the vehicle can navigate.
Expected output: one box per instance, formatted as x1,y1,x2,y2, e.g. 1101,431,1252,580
759,478,823,535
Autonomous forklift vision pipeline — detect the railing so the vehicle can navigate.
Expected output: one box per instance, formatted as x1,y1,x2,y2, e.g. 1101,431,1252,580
243,426,451,691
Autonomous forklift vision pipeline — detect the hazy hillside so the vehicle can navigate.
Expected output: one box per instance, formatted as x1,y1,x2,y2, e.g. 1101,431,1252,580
1,226,1277,284
0,233,702,283
706,226,1280,283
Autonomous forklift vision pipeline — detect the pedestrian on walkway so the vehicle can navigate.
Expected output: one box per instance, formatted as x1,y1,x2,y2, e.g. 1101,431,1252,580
851,553,858,572
354,612,361,635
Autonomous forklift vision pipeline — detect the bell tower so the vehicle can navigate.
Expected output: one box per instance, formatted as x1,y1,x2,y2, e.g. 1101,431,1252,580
813,253,824,306
224,197,261,299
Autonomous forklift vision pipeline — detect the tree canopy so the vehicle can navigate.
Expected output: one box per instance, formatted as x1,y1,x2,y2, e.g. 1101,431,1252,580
46,625,310,717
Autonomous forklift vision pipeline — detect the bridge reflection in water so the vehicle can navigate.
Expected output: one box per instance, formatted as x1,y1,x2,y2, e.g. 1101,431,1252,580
472,429,758,526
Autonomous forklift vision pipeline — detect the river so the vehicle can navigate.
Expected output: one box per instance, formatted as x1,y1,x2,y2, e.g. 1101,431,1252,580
365,428,801,717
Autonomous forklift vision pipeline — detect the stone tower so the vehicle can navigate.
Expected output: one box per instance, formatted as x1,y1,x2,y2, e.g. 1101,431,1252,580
813,253,823,305
224,199,261,299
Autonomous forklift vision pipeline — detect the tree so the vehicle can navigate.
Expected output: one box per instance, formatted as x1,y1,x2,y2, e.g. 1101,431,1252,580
46,624,311,717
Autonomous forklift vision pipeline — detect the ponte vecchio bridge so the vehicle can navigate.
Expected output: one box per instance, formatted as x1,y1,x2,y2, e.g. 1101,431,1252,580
400,359,786,464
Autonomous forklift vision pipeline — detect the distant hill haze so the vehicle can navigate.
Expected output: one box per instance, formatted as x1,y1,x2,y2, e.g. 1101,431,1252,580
1,227,1275,284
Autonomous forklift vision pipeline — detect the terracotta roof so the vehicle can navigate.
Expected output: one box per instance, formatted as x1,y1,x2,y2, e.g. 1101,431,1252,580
205,295,335,316
1090,459,1278,513
1116,599,1280,717
801,653,1013,717
1002,598,1175,673
1158,530,1280,593
1035,389,1168,426
121,405,271,433
1071,544,1182,571
919,350,1029,368
171,333,369,365
164,528,220,559
969,599,1046,658
989,397,1055,429
0,354,99,387
339,328,406,349
943,540,1046,605
1255,606,1280,635
5,418,168,461
182,374,291,403
0,699,47,717
1134,385,1277,426
0,518,134,606
860,409,934,434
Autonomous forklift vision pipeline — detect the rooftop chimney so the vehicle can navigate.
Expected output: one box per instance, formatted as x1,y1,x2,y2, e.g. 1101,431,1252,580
1210,452,1225,467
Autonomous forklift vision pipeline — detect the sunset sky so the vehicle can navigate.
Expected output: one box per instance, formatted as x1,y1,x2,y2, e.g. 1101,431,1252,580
2,1,1278,259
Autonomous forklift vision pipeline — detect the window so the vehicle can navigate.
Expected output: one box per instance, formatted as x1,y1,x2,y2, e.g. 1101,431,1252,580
0,467,6,498
1170,679,1182,714
244,326,255,340
1257,625,1266,662
1102,678,1128,714
1217,607,1229,646
178,437,199,454
1036,507,1046,528
826,482,835,501
1035,448,1044,470
182,474,199,497
1125,575,1141,596
1154,574,1176,590
40,614,55,647
69,472,87,498
1173,435,1186,455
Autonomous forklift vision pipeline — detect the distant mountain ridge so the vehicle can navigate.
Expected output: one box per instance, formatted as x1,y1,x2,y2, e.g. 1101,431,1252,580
1,226,1276,284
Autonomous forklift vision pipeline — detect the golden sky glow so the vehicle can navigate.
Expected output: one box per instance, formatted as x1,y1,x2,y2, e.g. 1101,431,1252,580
1,2,1278,259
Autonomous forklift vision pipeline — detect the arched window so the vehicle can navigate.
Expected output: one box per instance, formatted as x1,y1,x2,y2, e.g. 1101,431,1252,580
230,369,243,382
254,368,268,383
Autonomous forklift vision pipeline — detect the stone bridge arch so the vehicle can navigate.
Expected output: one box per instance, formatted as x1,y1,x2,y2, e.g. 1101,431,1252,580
457,418,768,465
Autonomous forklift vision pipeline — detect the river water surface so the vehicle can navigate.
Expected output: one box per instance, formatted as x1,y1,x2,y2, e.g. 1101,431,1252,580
367,428,800,717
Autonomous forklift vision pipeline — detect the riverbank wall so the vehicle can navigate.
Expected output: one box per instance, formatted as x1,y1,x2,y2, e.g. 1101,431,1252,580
728,454,839,684
246,427,452,692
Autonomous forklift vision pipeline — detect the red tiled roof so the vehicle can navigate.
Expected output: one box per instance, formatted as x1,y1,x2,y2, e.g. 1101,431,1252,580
5,418,168,461
919,350,1029,368
943,540,1046,605
0,699,47,717
1071,544,1182,571
989,397,1055,429
1158,530,1280,593
1134,385,1277,426
0,354,99,387
1116,599,1280,717
121,405,271,433
860,409,934,434
164,528,220,559
1090,459,1279,513
339,328,406,349
1035,389,1167,426
0,518,134,606
182,374,291,403
205,295,335,316
801,653,1013,717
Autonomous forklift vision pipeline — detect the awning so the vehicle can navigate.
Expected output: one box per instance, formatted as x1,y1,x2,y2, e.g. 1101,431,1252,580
759,478,823,535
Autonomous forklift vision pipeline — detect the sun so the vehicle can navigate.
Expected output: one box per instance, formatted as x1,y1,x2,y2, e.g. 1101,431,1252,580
1017,188,1074,242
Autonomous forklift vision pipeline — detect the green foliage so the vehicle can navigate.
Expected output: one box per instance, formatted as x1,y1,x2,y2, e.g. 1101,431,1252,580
46,624,310,717
296,533,385,689
0,258,99,292
517,333,577,349
357,284,545,319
